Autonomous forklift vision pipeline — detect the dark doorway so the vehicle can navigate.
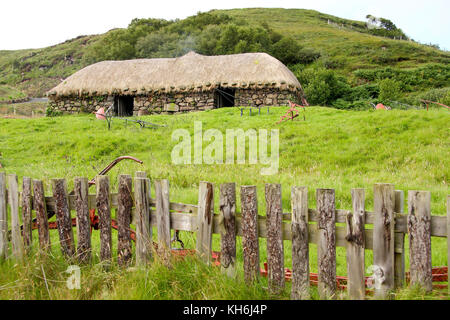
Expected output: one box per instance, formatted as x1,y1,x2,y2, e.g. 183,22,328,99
214,87,235,108
114,96,134,117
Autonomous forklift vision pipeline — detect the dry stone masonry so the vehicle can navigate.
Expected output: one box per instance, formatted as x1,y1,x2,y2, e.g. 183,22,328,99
48,88,300,115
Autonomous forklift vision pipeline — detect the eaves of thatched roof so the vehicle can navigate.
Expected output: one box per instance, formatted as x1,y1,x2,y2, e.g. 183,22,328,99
48,52,302,97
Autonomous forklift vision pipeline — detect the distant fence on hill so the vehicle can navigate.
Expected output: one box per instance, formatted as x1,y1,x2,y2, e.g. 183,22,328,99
0,171,448,299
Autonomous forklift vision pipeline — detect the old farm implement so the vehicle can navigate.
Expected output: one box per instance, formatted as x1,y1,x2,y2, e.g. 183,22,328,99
95,106,166,130
421,99,450,111
22,156,143,238
277,100,306,124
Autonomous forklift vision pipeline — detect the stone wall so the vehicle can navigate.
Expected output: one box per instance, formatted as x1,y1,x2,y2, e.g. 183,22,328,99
48,95,111,113
134,91,214,114
48,88,301,115
235,88,298,107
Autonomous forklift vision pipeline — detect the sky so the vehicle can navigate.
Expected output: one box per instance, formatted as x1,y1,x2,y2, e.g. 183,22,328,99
0,0,449,51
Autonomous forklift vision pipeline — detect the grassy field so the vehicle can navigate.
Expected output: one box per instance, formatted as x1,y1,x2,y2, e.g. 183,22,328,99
0,106,449,299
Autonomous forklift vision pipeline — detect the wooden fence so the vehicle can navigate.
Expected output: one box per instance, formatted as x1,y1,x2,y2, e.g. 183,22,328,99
0,171,448,300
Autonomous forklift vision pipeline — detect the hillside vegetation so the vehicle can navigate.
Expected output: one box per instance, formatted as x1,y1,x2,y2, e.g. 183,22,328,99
0,8,449,108
0,84,27,102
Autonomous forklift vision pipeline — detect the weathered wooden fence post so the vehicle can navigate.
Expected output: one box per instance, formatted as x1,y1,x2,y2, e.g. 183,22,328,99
74,177,91,264
196,182,214,264
155,179,171,252
394,190,405,289
408,191,432,292
219,183,236,277
52,179,75,258
96,175,112,266
291,186,309,300
373,183,395,299
33,180,50,251
135,171,150,200
241,185,259,284
317,188,336,300
117,175,133,266
265,183,284,295
346,189,365,300
134,176,152,265
22,177,33,253
8,174,24,260
0,172,8,259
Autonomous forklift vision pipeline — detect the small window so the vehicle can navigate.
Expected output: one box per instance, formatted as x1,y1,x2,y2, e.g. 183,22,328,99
114,96,134,117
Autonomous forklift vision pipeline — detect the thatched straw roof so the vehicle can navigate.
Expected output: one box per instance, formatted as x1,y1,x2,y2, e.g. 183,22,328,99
48,52,302,97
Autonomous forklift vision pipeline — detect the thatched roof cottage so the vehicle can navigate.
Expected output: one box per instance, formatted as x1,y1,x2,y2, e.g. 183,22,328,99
47,52,303,116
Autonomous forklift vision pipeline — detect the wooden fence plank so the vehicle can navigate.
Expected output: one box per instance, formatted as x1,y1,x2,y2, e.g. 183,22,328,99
96,175,112,265
408,191,432,292
219,183,236,277
241,186,259,283
346,189,365,300
117,175,133,266
291,186,309,300
22,177,33,253
134,177,152,265
394,190,405,289
52,193,198,215
74,177,91,264
52,179,75,258
293,210,446,237
8,174,24,260
196,181,214,264
33,180,51,251
0,172,8,259
155,179,171,249
126,209,406,254
265,183,284,295
317,189,336,300
373,183,395,299
218,214,405,251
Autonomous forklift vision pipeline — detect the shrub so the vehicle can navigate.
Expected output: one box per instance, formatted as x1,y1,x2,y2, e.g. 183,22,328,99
378,78,402,103
354,64,450,90
347,83,380,101
305,78,331,106
45,107,62,117
301,68,351,106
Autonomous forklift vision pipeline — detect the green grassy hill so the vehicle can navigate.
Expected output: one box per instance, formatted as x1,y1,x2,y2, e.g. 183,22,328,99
225,8,448,71
0,35,99,97
0,8,448,105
